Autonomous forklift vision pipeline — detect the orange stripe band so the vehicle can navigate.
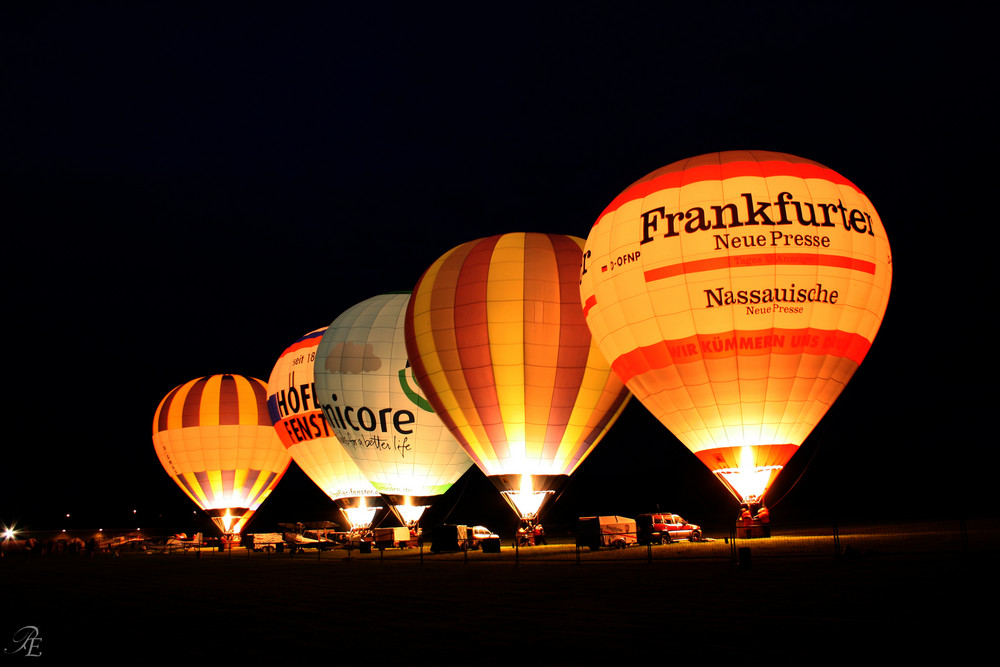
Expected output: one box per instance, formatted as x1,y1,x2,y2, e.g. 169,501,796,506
277,329,325,358
611,328,872,385
598,156,860,223
644,253,877,282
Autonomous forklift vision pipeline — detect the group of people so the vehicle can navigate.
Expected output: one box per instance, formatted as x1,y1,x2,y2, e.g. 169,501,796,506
737,503,771,537
738,504,770,525
515,521,547,547
3,536,97,556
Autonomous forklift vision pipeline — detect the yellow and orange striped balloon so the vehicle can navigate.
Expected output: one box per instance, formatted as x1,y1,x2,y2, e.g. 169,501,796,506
152,374,291,534
580,151,892,506
405,233,631,520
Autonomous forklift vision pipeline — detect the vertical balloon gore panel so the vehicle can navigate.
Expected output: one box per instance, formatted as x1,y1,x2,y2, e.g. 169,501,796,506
581,151,892,505
152,374,292,534
267,328,382,530
405,233,632,522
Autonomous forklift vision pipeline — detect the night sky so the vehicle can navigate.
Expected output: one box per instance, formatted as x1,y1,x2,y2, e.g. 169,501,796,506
3,4,992,535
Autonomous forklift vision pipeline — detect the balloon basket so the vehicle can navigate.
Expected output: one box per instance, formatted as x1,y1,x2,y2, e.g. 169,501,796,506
736,523,770,539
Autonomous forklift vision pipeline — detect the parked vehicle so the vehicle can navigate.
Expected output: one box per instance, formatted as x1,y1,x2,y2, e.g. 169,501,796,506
470,525,499,547
576,516,638,550
637,513,702,544
374,526,415,549
429,524,499,552
143,533,204,552
278,522,339,551
244,532,284,551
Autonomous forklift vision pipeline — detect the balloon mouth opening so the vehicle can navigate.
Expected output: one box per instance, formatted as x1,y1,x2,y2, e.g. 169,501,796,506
206,508,251,535
492,474,565,521
696,444,793,505
501,489,553,521
335,496,383,531
393,504,427,526
714,460,783,505
382,494,437,527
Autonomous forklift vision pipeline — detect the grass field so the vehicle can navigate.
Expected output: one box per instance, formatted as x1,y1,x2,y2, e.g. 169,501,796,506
4,529,996,661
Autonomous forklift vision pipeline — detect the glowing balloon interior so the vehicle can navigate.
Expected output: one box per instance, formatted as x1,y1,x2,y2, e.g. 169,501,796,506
580,150,892,506
405,233,631,521
313,293,474,526
152,374,292,534
267,328,383,531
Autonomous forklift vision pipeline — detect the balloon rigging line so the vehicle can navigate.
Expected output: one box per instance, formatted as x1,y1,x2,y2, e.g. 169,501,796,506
767,431,824,511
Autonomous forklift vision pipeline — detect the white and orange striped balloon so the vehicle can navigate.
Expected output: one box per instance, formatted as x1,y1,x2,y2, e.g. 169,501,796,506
580,151,892,505
267,329,382,530
152,374,291,534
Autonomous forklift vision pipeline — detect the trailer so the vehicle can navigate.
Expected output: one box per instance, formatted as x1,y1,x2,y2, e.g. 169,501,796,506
428,524,499,552
429,524,470,552
374,526,414,549
244,532,284,552
576,516,638,550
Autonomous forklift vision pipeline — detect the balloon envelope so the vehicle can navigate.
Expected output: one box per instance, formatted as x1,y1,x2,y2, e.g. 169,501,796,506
267,328,383,530
405,233,631,520
313,293,474,526
152,374,292,534
580,150,892,505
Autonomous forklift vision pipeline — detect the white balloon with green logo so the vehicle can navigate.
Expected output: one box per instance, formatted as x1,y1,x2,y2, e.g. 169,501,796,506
313,292,473,526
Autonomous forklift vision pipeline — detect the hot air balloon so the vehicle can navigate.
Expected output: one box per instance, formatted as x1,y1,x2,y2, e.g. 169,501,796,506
267,328,383,531
152,374,292,535
580,150,892,509
405,233,632,522
313,293,474,527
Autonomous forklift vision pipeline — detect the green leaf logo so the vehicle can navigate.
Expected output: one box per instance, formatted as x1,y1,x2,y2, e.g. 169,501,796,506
398,362,434,413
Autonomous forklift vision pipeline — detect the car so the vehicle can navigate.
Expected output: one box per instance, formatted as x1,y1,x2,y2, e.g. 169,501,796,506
636,513,702,544
470,525,499,548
